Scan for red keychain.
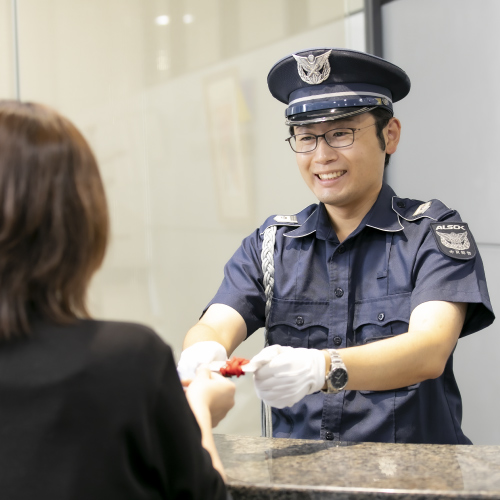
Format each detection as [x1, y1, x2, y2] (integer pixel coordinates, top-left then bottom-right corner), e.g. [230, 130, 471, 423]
[219, 357, 250, 378]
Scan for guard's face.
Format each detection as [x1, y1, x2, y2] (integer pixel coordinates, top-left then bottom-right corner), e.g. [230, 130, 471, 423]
[294, 113, 400, 216]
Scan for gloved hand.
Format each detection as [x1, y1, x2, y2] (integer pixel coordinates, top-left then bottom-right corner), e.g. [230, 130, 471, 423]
[177, 341, 227, 381]
[251, 345, 326, 409]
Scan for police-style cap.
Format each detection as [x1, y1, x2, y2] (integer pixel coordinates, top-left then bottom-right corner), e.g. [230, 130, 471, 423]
[267, 48, 411, 125]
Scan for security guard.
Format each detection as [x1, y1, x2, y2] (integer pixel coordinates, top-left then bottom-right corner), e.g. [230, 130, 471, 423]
[178, 48, 494, 444]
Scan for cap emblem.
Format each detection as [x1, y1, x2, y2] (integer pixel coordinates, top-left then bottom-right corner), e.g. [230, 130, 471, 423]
[293, 50, 332, 85]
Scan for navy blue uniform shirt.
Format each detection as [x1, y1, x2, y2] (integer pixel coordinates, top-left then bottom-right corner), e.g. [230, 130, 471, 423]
[205, 183, 494, 444]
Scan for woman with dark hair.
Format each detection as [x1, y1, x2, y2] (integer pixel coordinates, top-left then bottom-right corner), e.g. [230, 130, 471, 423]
[0, 100, 234, 500]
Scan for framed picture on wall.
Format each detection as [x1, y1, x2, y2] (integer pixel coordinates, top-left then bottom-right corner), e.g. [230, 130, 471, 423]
[204, 70, 253, 223]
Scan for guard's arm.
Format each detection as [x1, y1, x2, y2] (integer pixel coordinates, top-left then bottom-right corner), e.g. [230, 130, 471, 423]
[183, 303, 247, 356]
[340, 300, 467, 391]
[252, 300, 467, 408]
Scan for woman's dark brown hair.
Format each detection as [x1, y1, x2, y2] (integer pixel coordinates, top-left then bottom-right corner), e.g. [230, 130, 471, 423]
[0, 100, 109, 339]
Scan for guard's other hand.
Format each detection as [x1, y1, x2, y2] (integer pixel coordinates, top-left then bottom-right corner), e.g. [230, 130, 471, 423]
[177, 341, 227, 381]
[251, 345, 326, 409]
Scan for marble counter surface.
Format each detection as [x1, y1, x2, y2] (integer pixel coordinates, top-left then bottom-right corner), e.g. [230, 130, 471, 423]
[215, 434, 500, 500]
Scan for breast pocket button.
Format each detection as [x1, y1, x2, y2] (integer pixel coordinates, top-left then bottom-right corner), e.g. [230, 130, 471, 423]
[377, 313, 385, 321]
[295, 316, 304, 326]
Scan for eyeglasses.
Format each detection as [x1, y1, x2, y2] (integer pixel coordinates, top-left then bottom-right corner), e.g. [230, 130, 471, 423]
[285, 121, 379, 153]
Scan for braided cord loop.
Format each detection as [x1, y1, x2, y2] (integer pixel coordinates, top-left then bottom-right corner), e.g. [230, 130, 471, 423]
[260, 224, 277, 438]
[261, 225, 277, 337]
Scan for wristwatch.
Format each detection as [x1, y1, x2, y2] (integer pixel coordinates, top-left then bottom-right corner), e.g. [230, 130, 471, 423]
[322, 349, 348, 394]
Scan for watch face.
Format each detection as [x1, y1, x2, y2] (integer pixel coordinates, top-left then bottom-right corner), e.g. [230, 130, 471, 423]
[331, 368, 348, 389]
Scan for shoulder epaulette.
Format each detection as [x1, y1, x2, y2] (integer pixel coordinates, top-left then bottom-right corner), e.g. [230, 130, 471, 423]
[392, 197, 455, 222]
[259, 203, 317, 234]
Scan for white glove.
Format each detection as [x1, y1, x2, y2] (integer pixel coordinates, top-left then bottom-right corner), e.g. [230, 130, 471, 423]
[177, 341, 227, 380]
[251, 345, 326, 409]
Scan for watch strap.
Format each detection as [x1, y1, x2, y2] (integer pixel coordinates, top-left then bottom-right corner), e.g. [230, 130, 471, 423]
[322, 349, 348, 394]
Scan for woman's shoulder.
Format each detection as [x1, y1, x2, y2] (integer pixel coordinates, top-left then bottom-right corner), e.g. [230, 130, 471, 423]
[79, 318, 161, 338]
[32, 318, 174, 374]
[76, 318, 170, 353]
[66, 319, 176, 390]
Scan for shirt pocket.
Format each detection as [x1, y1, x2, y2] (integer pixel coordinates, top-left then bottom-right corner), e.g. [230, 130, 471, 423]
[353, 292, 411, 346]
[267, 297, 329, 349]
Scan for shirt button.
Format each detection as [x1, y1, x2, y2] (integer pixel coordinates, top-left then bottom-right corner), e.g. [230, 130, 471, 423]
[333, 336, 342, 346]
[337, 245, 345, 254]
[334, 287, 344, 298]
[325, 431, 334, 440]
[397, 201, 406, 208]
[378, 313, 385, 321]
[295, 316, 304, 326]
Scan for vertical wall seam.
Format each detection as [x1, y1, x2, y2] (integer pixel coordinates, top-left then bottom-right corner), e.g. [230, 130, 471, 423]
[11, 0, 20, 100]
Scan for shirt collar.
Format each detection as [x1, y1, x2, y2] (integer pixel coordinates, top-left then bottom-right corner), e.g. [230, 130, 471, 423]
[284, 204, 323, 239]
[364, 183, 404, 233]
[284, 183, 403, 241]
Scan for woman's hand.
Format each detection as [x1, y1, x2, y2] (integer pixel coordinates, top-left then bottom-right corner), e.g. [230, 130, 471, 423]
[185, 366, 235, 427]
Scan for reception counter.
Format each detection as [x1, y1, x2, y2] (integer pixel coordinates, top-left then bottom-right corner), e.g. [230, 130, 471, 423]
[215, 434, 500, 500]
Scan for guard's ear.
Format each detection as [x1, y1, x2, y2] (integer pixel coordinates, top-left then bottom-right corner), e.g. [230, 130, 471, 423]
[385, 117, 401, 154]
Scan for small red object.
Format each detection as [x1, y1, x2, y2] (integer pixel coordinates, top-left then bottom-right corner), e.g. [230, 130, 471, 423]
[220, 357, 250, 378]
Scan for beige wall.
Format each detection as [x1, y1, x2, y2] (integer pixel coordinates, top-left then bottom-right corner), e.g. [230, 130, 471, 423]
[0, 0, 16, 98]
[7, 0, 364, 436]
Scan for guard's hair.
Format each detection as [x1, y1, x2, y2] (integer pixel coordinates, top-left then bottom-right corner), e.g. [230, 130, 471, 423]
[369, 107, 393, 168]
[0, 100, 109, 339]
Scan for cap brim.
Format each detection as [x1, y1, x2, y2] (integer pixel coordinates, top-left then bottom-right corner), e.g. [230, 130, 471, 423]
[286, 106, 378, 126]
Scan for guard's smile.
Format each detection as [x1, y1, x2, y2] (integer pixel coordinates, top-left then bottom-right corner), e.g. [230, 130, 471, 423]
[317, 171, 346, 180]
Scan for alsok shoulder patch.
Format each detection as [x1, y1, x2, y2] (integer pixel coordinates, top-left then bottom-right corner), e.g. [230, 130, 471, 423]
[430, 222, 477, 260]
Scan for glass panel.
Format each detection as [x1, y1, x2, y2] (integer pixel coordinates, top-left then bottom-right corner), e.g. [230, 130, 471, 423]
[382, 0, 500, 445]
[16, 0, 364, 436]
[308, 0, 354, 27]
[0, 0, 16, 99]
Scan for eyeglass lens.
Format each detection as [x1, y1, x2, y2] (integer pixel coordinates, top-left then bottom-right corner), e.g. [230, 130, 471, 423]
[290, 129, 355, 153]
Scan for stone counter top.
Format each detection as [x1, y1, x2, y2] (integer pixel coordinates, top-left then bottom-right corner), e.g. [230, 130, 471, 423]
[215, 434, 500, 500]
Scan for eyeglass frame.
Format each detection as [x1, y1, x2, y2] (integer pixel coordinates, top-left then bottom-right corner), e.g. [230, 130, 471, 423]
[285, 120, 382, 154]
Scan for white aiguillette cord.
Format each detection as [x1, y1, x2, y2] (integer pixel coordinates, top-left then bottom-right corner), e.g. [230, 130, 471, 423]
[209, 226, 276, 434]
[260, 225, 277, 438]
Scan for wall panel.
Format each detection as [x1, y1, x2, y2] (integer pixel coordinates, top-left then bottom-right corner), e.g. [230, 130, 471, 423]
[382, 0, 500, 444]
[15, 0, 365, 436]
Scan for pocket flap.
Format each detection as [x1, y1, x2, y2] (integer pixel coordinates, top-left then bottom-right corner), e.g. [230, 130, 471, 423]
[268, 298, 329, 331]
[353, 293, 411, 330]
[359, 382, 420, 395]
